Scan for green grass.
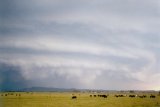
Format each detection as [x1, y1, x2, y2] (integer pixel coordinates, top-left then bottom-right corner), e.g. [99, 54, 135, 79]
[0, 92, 160, 107]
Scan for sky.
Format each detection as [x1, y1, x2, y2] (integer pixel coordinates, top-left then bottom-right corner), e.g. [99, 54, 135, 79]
[0, 0, 160, 90]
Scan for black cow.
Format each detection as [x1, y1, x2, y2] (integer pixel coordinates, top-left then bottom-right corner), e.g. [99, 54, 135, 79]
[143, 95, 147, 98]
[98, 94, 108, 98]
[115, 94, 126, 98]
[150, 95, 156, 98]
[129, 95, 135, 98]
[102, 95, 108, 98]
[72, 96, 77, 99]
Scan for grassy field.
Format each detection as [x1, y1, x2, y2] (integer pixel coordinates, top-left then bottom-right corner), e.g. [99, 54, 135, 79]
[0, 92, 160, 107]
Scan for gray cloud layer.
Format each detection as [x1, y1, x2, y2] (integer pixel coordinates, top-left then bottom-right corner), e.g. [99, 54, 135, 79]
[0, 0, 160, 90]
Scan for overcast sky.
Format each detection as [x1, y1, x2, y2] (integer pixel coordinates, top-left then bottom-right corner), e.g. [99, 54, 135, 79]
[0, 0, 160, 90]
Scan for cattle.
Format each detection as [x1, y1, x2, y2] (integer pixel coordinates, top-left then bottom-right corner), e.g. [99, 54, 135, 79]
[138, 95, 147, 98]
[129, 95, 135, 98]
[115, 95, 119, 97]
[72, 96, 77, 99]
[98, 94, 108, 98]
[94, 95, 96, 97]
[90, 95, 92, 97]
[150, 95, 156, 98]
[102, 95, 108, 98]
[143, 95, 147, 98]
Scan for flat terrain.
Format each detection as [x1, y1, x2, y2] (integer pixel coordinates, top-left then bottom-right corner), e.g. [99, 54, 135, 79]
[0, 92, 160, 107]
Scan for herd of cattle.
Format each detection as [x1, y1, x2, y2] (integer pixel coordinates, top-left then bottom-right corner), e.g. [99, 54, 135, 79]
[72, 94, 157, 99]
[0, 93, 157, 99]
[1, 93, 21, 97]
[90, 94, 108, 98]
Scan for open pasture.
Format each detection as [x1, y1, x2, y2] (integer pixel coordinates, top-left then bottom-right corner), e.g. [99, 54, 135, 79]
[0, 92, 160, 107]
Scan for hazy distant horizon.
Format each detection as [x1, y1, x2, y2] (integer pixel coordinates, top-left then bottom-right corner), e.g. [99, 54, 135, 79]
[1, 85, 160, 91]
[1, 0, 160, 91]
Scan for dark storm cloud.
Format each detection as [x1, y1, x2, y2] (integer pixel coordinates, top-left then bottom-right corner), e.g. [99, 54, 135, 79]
[0, 63, 31, 90]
